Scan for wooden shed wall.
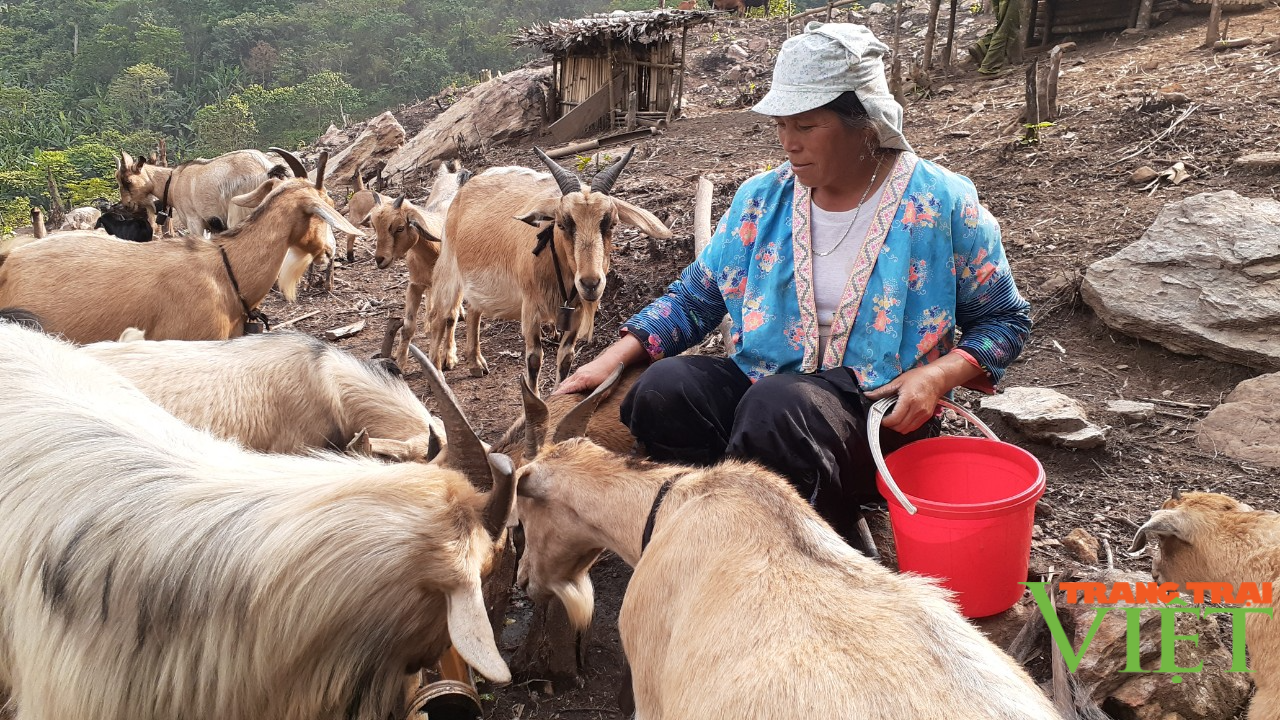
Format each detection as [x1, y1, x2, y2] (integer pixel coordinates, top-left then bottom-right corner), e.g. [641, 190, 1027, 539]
[554, 40, 677, 132]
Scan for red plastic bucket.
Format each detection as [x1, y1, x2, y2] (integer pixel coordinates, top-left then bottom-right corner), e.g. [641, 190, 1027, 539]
[869, 398, 1046, 619]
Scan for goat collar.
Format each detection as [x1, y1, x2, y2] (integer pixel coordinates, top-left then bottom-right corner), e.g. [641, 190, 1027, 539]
[640, 478, 676, 554]
[218, 245, 271, 333]
[533, 224, 578, 326]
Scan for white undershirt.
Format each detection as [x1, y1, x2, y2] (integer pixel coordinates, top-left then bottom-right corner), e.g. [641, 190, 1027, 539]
[812, 180, 888, 359]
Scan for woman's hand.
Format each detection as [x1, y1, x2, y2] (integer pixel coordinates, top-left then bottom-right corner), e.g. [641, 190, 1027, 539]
[865, 353, 987, 433]
[553, 334, 648, 395]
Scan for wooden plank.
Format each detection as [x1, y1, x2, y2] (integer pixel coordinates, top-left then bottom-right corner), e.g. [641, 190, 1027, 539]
[548, 72, 624, 143]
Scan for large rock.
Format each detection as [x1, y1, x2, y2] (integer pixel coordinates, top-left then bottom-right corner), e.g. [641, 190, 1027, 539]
[383, 67, 552, 190]
[1060, 569, 1252, 719]
[1081, 190, 1280, 370]
[324, 111, 405, 193]
[980, 387, 1108, 448]
[1198, 372, 1280, 467]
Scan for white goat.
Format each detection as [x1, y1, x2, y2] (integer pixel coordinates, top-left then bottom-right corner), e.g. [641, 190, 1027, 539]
[512, 369, 1062, 720]
[60, 206, 102, 231]
[1130, 490, 1280, 719]
[428, 147, 670, 391]
[0, 318, 514, 720]
[83, 329, 444, 460]
[369, 160, 470, 369]
[116, 149, 282, 235]
[0, 177, 359, 343]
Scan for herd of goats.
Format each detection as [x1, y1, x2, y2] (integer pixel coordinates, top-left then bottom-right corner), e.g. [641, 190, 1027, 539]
[0, 144, 1273, 720]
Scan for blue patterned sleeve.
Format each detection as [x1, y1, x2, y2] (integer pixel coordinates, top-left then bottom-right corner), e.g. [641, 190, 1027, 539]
[951, 192, 1032, 386]
[621, 213, 732, 361]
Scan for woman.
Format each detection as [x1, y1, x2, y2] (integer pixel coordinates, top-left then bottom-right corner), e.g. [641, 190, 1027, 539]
[556, 22, 1031, 550]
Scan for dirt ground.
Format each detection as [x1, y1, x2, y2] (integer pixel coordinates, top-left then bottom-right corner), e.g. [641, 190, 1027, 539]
[257, 6, 1280, 717]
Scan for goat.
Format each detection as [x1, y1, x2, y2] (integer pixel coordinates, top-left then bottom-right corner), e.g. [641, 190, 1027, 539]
[712, 0, 766, 13]
[0, 317, 515, 720]
[94, 201, 155, 242]
[60, 206, 102, 231]
[512, 366, 1062, 720]
[1130, 490, 1280, 719]
[370, 160, 471, 369]
[116, 148, 285, 235]
[0, 177, 360, 343]
[428, 147, 670, 391]
[343, 168, 381, 263]
[82, 329, 445, 460]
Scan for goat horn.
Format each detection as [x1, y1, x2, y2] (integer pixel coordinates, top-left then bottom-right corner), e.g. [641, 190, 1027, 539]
[408, 344, 492, 489]
[269, 147, 308, 180]
[314, 151, 329, 190]
[1171, 487, 1182, 501]
[373, 193, 383, 206]
[589, 145, 636, 194]
[520, 374, 549, 461]
[483, 452, 516, 540]
[533, 146, 582, 196]
[552, 363, 626, 444]
[393, 195, 406, 210]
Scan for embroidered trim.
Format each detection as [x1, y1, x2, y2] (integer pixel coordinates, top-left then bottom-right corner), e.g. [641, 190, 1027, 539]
[821, 152, 919, 372]
[790, 178, 820, 372]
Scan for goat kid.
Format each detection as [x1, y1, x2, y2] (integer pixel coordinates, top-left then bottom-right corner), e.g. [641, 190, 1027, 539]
[342, 168, 382, 263]
[429, 147, 670, 391]
[0, 318, 514, 720]
[369, 160, 471, 369]
[0, 178, 360, 343]
[83, 329, 444, 460]
[512, 367, 1062, 720]
[1130, 490, 1280, 719]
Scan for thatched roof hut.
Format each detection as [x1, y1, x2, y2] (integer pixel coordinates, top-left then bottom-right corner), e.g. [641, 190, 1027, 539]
[514, 9, 717, 142]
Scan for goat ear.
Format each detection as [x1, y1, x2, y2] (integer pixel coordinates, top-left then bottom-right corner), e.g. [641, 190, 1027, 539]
[612, 198, 673, 240]
[406, 206, 445, 242]
[520, 374, 549, 460]
[1128, 510, 1189, 556]
[372, 192, 383, 206]
[551, 363, 626, 443]
[311, 201, 364, 237]
[446, 578, 512, 684]
[514, 194, 559, 227]
[232, 180, 278, 208]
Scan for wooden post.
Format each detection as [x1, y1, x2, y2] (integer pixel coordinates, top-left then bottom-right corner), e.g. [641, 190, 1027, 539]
[923, 0, 943, 71]
[674, 26, 689, 117]
[1204, 0, 1223, 48]
[626, 91, 638, 131]
[1134, 0, 1154, 28]
[943, 0, 959, 69]
[31, 206, 46, 239]
[891, 0, 906, 107]
[1045, 44, 1063, 120]
[1023, 59, 1040, 138]
[693, 177, 731, 343]
[826, 0, 834, 22]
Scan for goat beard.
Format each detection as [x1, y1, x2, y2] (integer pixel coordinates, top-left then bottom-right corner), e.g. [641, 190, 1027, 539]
[553, 574, 595, 631]
[277, 247, 314, 302]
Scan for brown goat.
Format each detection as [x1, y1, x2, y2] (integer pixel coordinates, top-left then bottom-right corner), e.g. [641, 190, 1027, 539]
[369, 161, 470, 369]
[511, 368, 1062, 719]
[343, 169, 381, 263]
[0, 179, 360, 343]
[428, 147, 670, 391]
[1130, 490, 1280, 719]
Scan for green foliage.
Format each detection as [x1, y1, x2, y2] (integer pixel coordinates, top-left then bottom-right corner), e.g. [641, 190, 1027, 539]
[65, 177, 118, 206]
[193, 95, 258, 155]
[0, 196, 32, 236]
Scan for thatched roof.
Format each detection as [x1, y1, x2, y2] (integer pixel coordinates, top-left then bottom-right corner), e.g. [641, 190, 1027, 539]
[513, 9, 718, 54]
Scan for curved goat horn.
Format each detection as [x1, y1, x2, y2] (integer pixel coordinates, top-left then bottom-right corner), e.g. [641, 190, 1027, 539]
[552, 363, 626, 443]
[533, 146, 582, 196]
[408, 344, 491, 489]
[314, 151, 329, 191]
[269, 147, 308, 180]
[483, 452, 516, 540]
[520, 374, 549, 462]
[589, 145, 636, 194]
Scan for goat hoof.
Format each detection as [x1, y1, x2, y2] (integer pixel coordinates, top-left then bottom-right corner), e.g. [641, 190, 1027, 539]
[469, 365, 489, 378]
[346, 250, 355, 263]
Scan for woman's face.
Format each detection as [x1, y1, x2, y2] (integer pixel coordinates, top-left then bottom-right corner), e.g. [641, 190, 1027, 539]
[773, 109, 872, 190]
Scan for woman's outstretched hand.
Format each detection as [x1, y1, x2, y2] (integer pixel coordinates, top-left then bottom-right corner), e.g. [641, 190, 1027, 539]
[864, 353, 987, 433]
[553, 334, 648, 395]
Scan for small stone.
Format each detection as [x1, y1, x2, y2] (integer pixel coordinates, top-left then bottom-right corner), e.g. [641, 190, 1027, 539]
[1062, 527, 1100, 565]
[1161, 389, 1174, 398]
[867, 2, 887, 13]
[1115, 364, 1129, 370]
[726, 44, 749, 62]
[1129, 166, 1159, 184]
[1032, 524, 1045, 538]
[1107, 400, 1156, 423]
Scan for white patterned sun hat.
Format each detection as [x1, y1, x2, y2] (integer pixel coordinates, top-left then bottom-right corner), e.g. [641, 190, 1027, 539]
[752, 22, 912, 152]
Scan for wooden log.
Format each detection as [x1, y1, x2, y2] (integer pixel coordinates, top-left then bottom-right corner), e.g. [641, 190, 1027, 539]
[693, 176, 731, 344]
[1136, 0, 1155, 29]
[324, 318, 365, 342]
[626, 90, 638, 131]
[787, 0, 859, 21]
[44, 166, 65, 229]
[924, 0, 943, 71]
[1023, 58, 1040, 128]
[511, 597, 588, 687]
[1212, 37, 1252, 50]
[1204, 0, 1223, 48]
[1045, 44, 1063, 120]
[1233, 152, 1280, 169]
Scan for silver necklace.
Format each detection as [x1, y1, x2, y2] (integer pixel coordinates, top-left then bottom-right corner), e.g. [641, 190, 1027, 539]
[812, 158, 884, 258]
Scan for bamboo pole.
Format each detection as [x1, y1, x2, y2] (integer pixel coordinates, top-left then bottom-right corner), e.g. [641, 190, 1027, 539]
[674, 26, 688, 117]
[924, 0, 943, 71]
[1045, 44, 1062, 120]
[943, 0, 959, 68]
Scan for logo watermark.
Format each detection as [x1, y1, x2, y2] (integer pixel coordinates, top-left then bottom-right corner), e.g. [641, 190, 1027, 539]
[1023, 581, 1274, 683]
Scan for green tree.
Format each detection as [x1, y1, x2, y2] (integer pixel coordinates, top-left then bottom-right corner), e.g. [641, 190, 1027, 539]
[193, 95, 258, 154]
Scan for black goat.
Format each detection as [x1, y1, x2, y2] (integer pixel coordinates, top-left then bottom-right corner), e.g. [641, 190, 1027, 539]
[95, 203, 154, 242]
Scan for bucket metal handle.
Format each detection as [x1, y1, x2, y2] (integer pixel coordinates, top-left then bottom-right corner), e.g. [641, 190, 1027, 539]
[868, 396, 1001, 516]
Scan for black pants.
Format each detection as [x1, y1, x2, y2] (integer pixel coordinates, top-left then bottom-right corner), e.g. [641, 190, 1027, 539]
[620, 355, 938, 545]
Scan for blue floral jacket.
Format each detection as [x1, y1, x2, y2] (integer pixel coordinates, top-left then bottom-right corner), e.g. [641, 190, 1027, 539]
[622, 153, 1031, 391]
